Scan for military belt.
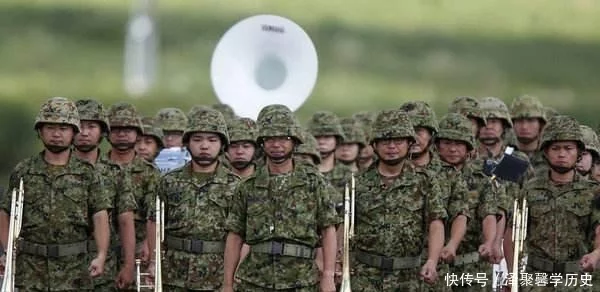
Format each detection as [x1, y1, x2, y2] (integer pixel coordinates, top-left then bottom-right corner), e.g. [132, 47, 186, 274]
[355, 250, 421, 271]
[529, 255, 579, 274]
[20, 240, 88, 258]
[451, 251, 481, 266]
[165, 236, 224, 254]
[87, 240, 136, 254]
[251, 241, 314, 259]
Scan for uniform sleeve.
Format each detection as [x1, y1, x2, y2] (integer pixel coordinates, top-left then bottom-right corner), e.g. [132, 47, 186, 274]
[477, 178, 499, 219]
[147, 174, 166, 222]
[316, 177, 343, 230]
[224, 183, 247, 238]
[448, 173, 470, 221]
[116, 170, 137, 215]
[591, 187, 600, 228]
[425, 178, 448, 222]
[89, 169, 112, 214]
[0, 171, 20, 214]
[142, 169, 160, 220]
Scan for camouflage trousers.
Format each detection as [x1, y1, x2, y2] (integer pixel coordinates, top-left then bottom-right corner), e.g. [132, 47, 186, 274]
[445, 260, 493, 292]
[234, 281, 317, 291]
[352, 261, 433, 292]
[15, 253, 93, 291]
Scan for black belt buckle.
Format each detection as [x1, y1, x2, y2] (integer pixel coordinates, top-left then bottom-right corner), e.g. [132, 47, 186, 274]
[380, 256, 394, 271]
[271, 242, 283, 255]
[46, 244, 60, 258]
[190, 240, 204, 253]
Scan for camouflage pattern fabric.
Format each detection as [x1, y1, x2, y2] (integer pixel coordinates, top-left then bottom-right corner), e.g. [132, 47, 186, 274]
[224, 162, 341, 290]
[210, 103, 237, 121]
[141, 116, 165, 148]
[294, 128, 321, 166]
[183, 106, 230, 145]
[351, 161, 447, 291]
[447, 96, 486, 125]
[399, 100, 439, 133]
[107, 102, 144, 132]
[580, 125, 600, 158]
[479, 97, 513, 128]
[352, 111, 376, 143]
[75, 98, 110, 134]
[0, 152, 111, 291]
[544, 106, 560, 119]
[34, 96, 81, 132]
[510, 94, 547, 124]
[321, 163, 353, 209]
[228, 117, 258, 144]
[369, 109, 416, 143]
[436, 113, 476, 151]
[540, 115, 585, 151]
[306, 111, 346, 141]
[256, 104, 304, 144]
[339, 117, 367, 148]
[155, 107, 188, 132]
[151, 162, 239, 290]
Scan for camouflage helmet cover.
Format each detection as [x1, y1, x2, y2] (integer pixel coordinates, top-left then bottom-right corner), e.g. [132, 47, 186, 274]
[210, 103, 236, 121]
[35, 96, 81, 133]
[256, 104, 303, 144]
[155, 107, 188, 132]
[228, 117, 258, 144]
[295, 128, 321, 165]
[183, 106, 229, 145]
[75, 99, 109, 134]
[306, 111, 346, 141]
[340, 117, 367, 148]
[545, 106, 559, 119]
[370, 109, 416, 143]
[539, 115, 584, 150]
[107, 102, 144, 133]
[141, 117, 164, 148]
[399, 101, 439, 133]
[510, 94, 547, 124]
[436, 113, 475, 151]
[352, 111, 376, 143]
[579, 125, 600, 158]
[479, 97, 513, 128]
[448, 96, 485, 124]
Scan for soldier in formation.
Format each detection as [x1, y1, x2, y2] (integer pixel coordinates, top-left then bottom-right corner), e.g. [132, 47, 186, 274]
[136, 117, 164, 163]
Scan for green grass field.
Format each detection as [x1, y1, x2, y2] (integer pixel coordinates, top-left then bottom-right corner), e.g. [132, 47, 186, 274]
[1, 0, 600, 184]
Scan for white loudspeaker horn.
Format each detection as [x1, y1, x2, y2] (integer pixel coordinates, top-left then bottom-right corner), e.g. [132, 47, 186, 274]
[210, 14, 318, 120]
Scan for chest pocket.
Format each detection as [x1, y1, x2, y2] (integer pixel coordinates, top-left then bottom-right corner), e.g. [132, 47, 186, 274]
[247, 189, 271, 240]
[529, 198, 552, 219]
[560, 192, 591, 218]
[55, 174, 89, 226]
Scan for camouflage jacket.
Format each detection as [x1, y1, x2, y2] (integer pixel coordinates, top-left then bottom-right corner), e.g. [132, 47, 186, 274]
[434, 161, 470, 224]
[322, 162, 353, 207]
[154, 161, 239, 290]
[225, 161, 341, 289]
[523, 172, 600, 262]
[353, 161, 447, 257]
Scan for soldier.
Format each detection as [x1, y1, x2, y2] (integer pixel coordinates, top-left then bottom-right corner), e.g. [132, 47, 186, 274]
[448, 96, 487, 139]
[505, 115, 600, 292]
[509, 94, 547, 169]
[576, 125, 600, 179]
[351, 109, 446, 291]
[211, 103, 237, 121]
[352, 111, 376, 171]
[154, 108, 191, 173]
[146, 106, 239, 291]
[399, 101, 442, 174]
[294, 129, 322, 167]
[136, 117, 164, 163]
[106, 102, 160, 286]
[544, 106, 559, 118]
[223, 104, 340, 292]
[335, 117, 367, 173]
[0, 97, 111, 291]
[435, 113, 499, 291]
[74, 99, 138, 290]
[226, 117, 258, 178]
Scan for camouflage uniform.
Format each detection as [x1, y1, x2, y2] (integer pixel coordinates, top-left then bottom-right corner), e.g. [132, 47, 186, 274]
[294, 128, 321, 167]
[225, 105, 341, 291]
[351, 109, 448, 291]
[399, 101, 443, 175]
[76, 99, 138, 292]
[0, 97, 112, 291]
[448, 96, 487, 151]
[226, 117, 259, 170]
[141, 116, 165, 149]
[436, 113, 499, 291]
[151, 108, 240, 291]
[580, 125, 600, 166]
[520, 116, 600, 292]
[339, 117, 367, 168]
[510, 94, 548, 170]
[155, 107, 188, 133]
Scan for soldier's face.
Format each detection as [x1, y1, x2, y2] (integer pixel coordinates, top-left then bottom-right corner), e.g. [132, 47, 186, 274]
[39, 123, 75, 153]
[336, 143, 359, 163]
[576, 150, 593, 174]
[591, 162, 600, 182]
[437, 139, 468, 166]
[409, 127, 432, 154]
[544, 141, 579, 170]
[468, 117, 481, 138]
[359, 144, 374, 160]
[136, 136, 160, 162]
[374, 138, 409, 162]
[513, 118, 542, 144]
[226, 141, 256, 169]
[263, 136, 294, 163]
[109, 127, 138, 151]
[316, 135, 337, 156]
[187, 132, 221, 166]
[74, 120, 102, 152]
[163, 130, 183, 148]
[479, 118, 503, 145]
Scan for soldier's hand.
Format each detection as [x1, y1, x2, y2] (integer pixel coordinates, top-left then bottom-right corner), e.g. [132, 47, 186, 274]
[491, 241, 504, 264]
[146, 261, 156, 283]
[89, 256, 106, 277]
[419, 259, 438, 284]
[478, 241, 494, 263]
[579, 250, 600, 272]
[116, 264, 135, 289]
[334, 261, 342, 284]
[319, 273, 336, 292]
[440, 244, 457, 263]
[140, 241, 150, 262]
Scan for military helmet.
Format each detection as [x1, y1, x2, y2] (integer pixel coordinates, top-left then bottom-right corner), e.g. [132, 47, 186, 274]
[34, 96, 81, 133]
[545, 106, 559, 119]
[141, 117, 164, 148]
[580, 125, 600, 158]
[436, 113, 475, 151]
[107, 102, 144, 133]
[183, 106, 229, 145]
[510, 95, 547, 124]
[306, 111, 346, 142]
[256, 104, 303, 144]
[295, 128, 321, 165]
[448, 96, 485, 125]
[210, 103, 236, 121]
[479, 97, 513, 128]
[370, 109, 415, 144]
[340, 117, 367, 148]
[352, 111, 376, 143]
[399, 101, 438, 133]
[228, 117, 258, 145]
[155, 108, 188, 132]
[539, 115, 584, 151]
[75, 99, 109, 134]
